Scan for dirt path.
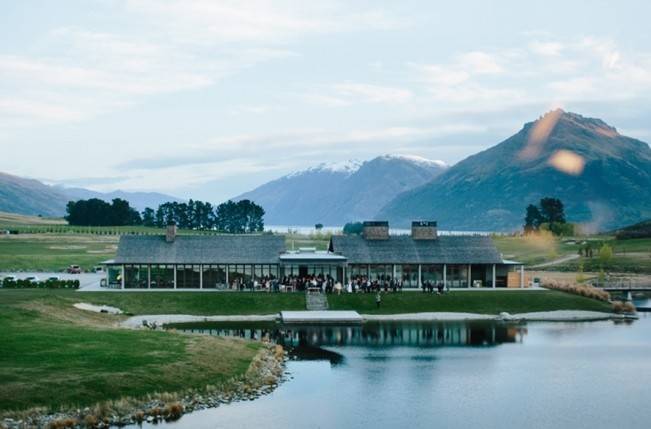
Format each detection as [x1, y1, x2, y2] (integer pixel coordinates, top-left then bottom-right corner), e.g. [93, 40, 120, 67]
[531, 254, 579, 268]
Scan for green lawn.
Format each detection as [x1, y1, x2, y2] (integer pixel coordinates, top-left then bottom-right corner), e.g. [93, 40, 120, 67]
[79, 291, 307, 315]
[0, 289, 261, 414]
[328, 290, 613, 314]
[0, 234, 118, 271]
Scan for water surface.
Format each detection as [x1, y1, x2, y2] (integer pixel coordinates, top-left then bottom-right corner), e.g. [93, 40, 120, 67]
[138, 317, 651, 429]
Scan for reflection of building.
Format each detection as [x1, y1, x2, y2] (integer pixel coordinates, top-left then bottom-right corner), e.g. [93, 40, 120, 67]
[103, 221, 525, 289]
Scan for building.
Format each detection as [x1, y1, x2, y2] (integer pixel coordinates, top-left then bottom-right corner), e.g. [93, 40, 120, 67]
[103, 221, 526, 289]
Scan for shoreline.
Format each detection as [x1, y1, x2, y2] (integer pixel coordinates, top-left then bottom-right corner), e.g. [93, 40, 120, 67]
[118, 310, 633, 328]
[2, 344, 286, 429]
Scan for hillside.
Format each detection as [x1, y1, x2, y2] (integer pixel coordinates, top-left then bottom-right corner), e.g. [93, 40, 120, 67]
[0, 172, 181, 216]
[234, 155, 447, 225]
[379, 110, 651, 231]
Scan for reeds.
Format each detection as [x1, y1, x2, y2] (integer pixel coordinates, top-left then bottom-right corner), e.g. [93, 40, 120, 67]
[543, 279, 611, 302]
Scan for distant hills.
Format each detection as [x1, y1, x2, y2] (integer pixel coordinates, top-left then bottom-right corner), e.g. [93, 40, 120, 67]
[234, 155, 448, 226]
[379, 110, 651, 231]
[3, 110, 650, 232]
[0, 172, 180, 217]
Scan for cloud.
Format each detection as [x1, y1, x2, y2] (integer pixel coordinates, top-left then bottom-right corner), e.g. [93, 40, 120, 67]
[125, 0, 403, 44]
[306, 83, 413, 106]
[1, 1, 397, 126]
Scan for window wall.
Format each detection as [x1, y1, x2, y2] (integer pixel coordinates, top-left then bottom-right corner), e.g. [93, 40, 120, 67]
[399, 264, 419, 288]
[107, 266, 122, 288]
[150, 265, 175, 289]
[369, 264, 393, 282]
[422, 265, 444, 283]
[124, 265, 148, 288]
[177, 265, 201, 288]
[203, 265, 227, 289]
[446, 264, 469, 288]
[349, 264, 368, 280]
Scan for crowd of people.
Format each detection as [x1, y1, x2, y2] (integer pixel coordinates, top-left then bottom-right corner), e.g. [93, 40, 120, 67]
[228, 273, 448, 295]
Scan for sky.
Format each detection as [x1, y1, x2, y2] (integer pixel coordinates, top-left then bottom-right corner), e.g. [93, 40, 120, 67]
[2, 0, 651, 202]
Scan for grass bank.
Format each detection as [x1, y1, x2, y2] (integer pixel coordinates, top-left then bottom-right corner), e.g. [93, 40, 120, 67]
[0, 289, 263, 414]
[328, 290, 613, 314]
[79, 291, 306, 315]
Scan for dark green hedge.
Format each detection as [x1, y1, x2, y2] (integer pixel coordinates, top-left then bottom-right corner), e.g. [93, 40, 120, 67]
[1, 279, 80, 289]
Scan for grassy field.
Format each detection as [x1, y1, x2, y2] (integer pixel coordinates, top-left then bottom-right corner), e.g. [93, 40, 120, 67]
[78, 291, 307, 315]
[0, 233, 118, 271]
[328, 290, 613, 314]
[0, 289, 261, 413]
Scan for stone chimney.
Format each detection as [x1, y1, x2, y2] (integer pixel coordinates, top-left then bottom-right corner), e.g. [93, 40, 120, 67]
[363, 221, 390, 240]
[166, 221, 177, 243]
[411, 221, 438, 240]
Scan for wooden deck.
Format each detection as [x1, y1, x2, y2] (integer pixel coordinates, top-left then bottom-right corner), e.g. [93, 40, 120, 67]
[280, 310, 363, 324]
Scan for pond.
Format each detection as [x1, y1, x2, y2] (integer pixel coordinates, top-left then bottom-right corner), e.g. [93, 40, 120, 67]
[135, 317, 651, 429]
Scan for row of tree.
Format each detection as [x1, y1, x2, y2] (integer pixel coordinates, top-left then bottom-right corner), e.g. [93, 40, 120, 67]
[524, 197, 573, 236]
[65, 198, 141, 226]
[66, 198, 265, 233]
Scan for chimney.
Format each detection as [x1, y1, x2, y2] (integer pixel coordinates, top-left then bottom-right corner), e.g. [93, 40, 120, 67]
[363, 221, 390, 240]
[166, 221, 177, 243]
[412, 221, 438, 240]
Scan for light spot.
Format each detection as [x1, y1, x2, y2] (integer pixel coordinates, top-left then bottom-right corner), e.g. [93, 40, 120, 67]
[519, 109, 563, 160]
[548, 150, 585, 175]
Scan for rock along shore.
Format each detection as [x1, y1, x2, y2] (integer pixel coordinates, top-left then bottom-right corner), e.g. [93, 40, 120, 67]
[1, 344, 286, 429]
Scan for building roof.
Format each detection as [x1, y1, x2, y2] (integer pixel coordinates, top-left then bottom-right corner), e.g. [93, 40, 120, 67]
[280, 250, 347, 263]
[329, 235, 503, 264]
[113, 234, 285, 265]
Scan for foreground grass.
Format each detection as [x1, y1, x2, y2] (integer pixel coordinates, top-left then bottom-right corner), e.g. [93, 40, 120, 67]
[328, 290, 613, 314]
[0, 289, 261, 413]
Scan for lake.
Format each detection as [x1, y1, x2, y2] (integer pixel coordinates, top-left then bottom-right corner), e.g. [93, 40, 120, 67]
[136, 317, 651, 429]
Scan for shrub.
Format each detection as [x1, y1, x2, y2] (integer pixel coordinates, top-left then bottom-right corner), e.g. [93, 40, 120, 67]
[164, 403, 184, 420]
[612, 301, 636, 314]
[1, 279, 80, 289]
[542, 279, 611, 302]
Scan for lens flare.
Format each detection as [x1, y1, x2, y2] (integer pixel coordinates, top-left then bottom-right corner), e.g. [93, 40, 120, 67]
[519, 109, 563, 160]
[548, 149, 585, 175]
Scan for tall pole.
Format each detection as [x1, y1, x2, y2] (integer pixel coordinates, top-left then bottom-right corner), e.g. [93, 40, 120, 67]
[199, 264, 203, 289]
[520, 265, 524, 288]
[467, 264, 472, 288]
[147, 265, 151, 289]
[443, 264, 447, 290]
[173, 265, 177, 289]
[121, 265, 125, 290]
[418, 264, 422, 288]
[492, 264, 496, 289]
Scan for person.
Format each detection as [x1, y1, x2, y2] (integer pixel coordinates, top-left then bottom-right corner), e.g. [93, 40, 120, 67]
[437, 282, 444, 295]
[335, 281, 342, 295]
[375, 291, 382, 309]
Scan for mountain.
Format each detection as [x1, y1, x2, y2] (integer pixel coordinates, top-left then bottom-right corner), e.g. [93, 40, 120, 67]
[0, 172, 68, 216]
[0, 172, 181, 217]
[57, 187, 182, 212]
[378, 110, 651, 232]
[234, 155, 448, 225]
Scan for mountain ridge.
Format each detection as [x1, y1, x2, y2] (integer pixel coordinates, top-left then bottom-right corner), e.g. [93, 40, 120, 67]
[378, 110, 651, 231]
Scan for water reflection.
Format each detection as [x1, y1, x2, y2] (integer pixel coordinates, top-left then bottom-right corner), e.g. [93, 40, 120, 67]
[172, 321, 527, 364]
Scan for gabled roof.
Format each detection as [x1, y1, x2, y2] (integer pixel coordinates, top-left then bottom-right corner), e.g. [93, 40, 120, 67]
[113, 234, 285, 264]
[329, 235, 503, 264]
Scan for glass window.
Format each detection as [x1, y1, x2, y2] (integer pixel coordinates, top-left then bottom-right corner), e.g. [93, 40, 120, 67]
[150, 265, 174, 289]
[177, 264, 200, 288]
[124, 265, 148, 289]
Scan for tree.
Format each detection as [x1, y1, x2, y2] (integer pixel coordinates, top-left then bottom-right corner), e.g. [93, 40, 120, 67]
[524, 204, 542, 233]
[65, 198, 140, 226]
[343, 222, 364, 235]
[142, 207, 156, 227]
[214, 200, 265, 233]
[539, 197, 566, 224]
[523, 197, 567, 235]
[315, 223, 324, 231]
[599, 243, 613, 265]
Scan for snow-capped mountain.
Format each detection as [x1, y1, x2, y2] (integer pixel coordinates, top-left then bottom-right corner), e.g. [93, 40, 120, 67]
[233, 154, 448, 225]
